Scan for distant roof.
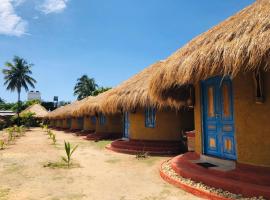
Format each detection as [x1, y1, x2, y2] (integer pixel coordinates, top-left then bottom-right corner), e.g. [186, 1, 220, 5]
[0, 110, 16, 117]
[21, 104, 48, 118]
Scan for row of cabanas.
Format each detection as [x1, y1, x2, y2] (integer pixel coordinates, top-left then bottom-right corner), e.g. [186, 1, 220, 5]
[47, 0, 270, 167]
[47, 0, 270, 198]
[46, 61, 194, 154]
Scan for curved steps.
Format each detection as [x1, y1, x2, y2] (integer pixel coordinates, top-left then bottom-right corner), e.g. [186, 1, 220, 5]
[107, 139, 185, 155]
[84, 132, 122, 141]
[170, 153, 270, 198]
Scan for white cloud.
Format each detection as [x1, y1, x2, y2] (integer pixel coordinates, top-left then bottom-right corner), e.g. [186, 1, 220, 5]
[0, 0, 28, 36]
[39, 0, 68, 14]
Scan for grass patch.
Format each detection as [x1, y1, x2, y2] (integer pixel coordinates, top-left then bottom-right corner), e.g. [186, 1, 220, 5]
[136, 156, 160, 166]
[105, 158, 121, 164]
[92, 140, 112, 150]
[0, 188, 10, 200]
[43, 161, 80, 169]
[4, 163, 22, 173]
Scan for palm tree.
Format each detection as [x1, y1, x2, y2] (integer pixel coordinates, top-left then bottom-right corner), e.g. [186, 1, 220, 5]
[74, 75, 98, 100]
[92, 86, 111, 96]
[2, 56, 36, 115]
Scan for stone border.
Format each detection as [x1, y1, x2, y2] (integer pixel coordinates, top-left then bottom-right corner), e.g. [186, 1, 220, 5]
[159, 160, 265, 200]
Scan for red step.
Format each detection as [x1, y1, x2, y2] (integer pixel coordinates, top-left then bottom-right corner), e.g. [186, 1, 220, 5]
[170, 153, 270, 198]
[107, 139, 185, 155]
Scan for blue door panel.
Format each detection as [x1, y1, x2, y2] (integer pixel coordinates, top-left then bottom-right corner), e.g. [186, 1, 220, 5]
[123, 112, 129, 138]
[202, 76, 236, 160]
[77, 117, 84, 129]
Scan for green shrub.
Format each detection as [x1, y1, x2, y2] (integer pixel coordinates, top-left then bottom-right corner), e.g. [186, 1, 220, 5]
[11, 112, 39, 128]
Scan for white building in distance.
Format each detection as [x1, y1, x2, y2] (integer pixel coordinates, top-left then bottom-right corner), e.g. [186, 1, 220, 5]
[28, 91, 41, 101]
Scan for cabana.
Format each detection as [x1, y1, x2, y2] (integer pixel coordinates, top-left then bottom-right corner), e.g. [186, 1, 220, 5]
[21, 104, 48, 119]
[72, 96, 96, 133]
[47, 106, 66, 129]
[56, 101, 83, 131]
[76, 91, 123, 140]
[149, 0, 270, 198]
[100, 61, 194, 155]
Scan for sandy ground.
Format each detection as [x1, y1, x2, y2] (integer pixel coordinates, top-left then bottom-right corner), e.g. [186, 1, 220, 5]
[0, 128, 200, 200]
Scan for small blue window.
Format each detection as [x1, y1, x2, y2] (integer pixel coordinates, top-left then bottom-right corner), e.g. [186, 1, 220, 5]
[90, 116, 96, 125]
[99, 114, 106, 125]
[145, 107, 156, 128]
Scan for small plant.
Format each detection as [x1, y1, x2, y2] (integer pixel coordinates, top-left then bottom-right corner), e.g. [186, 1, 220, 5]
[19, 125, 26, 136]
[47, 130, 53, 138]
[61, 141, 78, 168]
[0, 139, 5, 150]
[6, 127, 15, 143]
[13, 125, 20, 137]
[52, 133, 56, 145]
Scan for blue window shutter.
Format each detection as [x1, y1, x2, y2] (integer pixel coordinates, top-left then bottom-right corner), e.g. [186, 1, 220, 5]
[91, 116, 96, 124]
[145, 107, 156, 128]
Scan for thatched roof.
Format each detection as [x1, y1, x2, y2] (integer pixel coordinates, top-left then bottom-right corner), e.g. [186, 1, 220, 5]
[149, 0, 270, 102]
[21, 104, 48, 118]
[76, 91, 112, 116]
[72, 96, 95, 117]
[98, 61, 164, 114]
[46, 102, 77, 119]
[88, 61, 187, 114]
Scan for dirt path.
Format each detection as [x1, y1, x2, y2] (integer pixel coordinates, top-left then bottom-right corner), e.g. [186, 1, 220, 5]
[0, 128, 200, 200]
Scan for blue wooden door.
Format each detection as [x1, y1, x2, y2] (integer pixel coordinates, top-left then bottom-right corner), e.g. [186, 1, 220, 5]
[202, 76, 236, 160]
[67, 118, 72, 129]
[123, 112, 129, 138]
[77, 117, 84, 130]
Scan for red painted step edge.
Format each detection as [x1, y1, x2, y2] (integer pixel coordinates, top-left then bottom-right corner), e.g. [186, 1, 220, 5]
[159, 160, 232, 200]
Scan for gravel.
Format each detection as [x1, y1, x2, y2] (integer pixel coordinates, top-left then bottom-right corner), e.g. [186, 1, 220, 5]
[161, 161, 266, 200]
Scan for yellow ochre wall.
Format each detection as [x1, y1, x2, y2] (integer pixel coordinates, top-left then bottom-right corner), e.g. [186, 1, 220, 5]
[83, 116, 96, 131]
[49, 120, 55, 127]
[129, 107, 194, 141]
[95, 114, 122, 134]
[194, 72, 270, 167]
[71, 118, 79, 130]
[62, 119, 67, 129]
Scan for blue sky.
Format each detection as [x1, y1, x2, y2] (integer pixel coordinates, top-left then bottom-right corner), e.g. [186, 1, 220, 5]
[0, 0, 255, 103]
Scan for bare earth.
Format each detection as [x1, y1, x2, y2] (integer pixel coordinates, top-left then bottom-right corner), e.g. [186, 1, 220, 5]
[0, 128, 200, 200]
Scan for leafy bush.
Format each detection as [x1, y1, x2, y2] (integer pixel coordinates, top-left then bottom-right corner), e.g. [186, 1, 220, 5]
[11, 112, 39, 128]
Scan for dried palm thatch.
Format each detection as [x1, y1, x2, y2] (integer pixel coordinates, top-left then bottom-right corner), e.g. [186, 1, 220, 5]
[72, 96, 95, 117]
[95, 61, 189, 114]
[76, 91, 112, 116]
[149, 0, 270, 102]
[57, 101, 82, 119]
[21, 104, 48, 118]
[46, 105, 66, 119]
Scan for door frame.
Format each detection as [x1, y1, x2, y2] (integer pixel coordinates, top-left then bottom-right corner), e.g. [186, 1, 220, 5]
[200, 76, 237, 160]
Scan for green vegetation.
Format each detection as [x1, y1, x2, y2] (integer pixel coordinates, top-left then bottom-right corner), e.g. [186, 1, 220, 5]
[73, 75, 111, 100]
[62, 141, 78, 168]
[92, 140, 112, 150]
[0, 188, 10, 200]
[52, 133, 57, 145]
[74, 75, 98, 100]
[0, 139, 5, 150]
[2, 56, 36, 115]
[92, 86, 111, 96]
[0, 125, 27, 150]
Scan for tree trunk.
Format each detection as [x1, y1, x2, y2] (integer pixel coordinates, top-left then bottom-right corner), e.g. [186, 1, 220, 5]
[17, 89, 21, 118]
